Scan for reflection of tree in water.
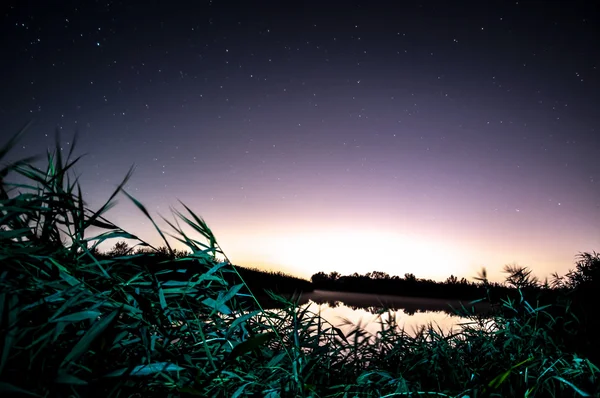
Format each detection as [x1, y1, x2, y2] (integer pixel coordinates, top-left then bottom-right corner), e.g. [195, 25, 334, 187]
[308, 297, 462, 316]
[312, 299, 342, 308]
[346, 304, 460, 316]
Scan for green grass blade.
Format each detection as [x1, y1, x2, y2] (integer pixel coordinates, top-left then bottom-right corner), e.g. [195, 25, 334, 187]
[121, 188, 173, 255]
[61, 308, 120, 367]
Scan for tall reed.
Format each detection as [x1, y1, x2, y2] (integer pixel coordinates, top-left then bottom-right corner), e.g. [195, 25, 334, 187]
[0, 126, 597, 397]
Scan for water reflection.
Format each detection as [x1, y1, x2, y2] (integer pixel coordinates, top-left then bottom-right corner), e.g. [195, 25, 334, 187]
[295, 290, 489, 337]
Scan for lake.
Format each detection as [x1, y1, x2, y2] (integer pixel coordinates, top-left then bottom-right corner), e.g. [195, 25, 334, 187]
[290, 290, 490, 337]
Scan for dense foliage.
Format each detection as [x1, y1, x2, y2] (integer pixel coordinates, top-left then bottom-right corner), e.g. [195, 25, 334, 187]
[1, 127, 598, 397]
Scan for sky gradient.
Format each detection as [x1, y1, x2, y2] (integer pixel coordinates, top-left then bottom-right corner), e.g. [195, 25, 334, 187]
[1, 1, 598, 282]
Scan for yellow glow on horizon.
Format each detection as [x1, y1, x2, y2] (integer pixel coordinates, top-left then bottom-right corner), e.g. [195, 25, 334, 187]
[99, 204, 591, 284]
[255, 229, 470, 280]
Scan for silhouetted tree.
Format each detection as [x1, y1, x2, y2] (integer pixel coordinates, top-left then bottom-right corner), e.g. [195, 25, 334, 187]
[367, 271, 390, 280]
[135, 246, 156, 255]
[311, 272, 329, 285]
[108, 241, 131, 257]
[404, 273, 416, 281]
[328, 271, 341, 281]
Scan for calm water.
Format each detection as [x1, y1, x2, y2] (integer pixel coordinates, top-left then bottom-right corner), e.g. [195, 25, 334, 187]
[292, 290, 489, 337]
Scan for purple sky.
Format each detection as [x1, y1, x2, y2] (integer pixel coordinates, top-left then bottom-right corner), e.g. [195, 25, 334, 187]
[1, 0, 598, 282]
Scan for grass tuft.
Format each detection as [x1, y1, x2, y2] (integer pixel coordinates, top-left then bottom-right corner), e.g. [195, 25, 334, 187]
[0, 127, 598, 397]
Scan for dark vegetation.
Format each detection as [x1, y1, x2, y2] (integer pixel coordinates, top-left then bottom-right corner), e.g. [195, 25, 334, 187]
[96, 241, 313, 305]
[1, 126, 599, 397]
[310, 260, 600, 366]
[312, 269, 518, 301]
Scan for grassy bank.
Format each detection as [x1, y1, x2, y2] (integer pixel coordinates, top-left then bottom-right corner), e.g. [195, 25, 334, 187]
[1, 127, 598, 397]
[97, 243, 314, 306]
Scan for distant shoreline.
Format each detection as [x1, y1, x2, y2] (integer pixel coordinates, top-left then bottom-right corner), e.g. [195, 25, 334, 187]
[250, 289, 491, 315]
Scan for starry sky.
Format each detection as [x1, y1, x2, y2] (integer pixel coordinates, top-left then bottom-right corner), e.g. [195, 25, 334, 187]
[1, 0, 598, 282]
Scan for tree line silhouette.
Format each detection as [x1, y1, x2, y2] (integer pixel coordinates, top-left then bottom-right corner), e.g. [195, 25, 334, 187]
[311, 254, 600, 364]
[97, 241, 600, 363]
[309, 264, 550, 302]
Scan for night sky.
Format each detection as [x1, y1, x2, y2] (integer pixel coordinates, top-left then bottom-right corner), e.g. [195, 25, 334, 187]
[1, 1, 598, 282]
